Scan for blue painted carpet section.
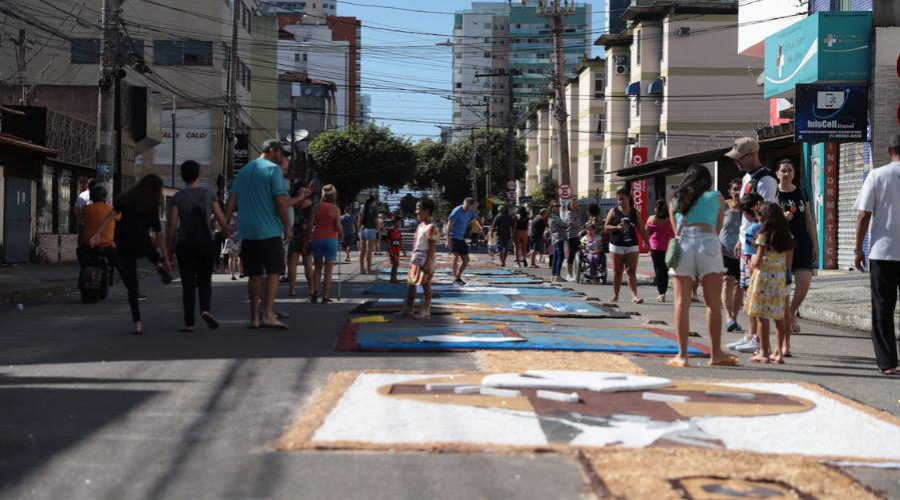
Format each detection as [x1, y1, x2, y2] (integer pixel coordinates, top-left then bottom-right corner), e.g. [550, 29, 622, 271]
[377, 267, 515, 276]
[363, 283, 581, 298]
[368, 297, 609, 313]
[353, 322, 702, 355]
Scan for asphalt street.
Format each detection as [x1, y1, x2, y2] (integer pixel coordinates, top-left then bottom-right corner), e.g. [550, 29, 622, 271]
[0, 254, 897, 499]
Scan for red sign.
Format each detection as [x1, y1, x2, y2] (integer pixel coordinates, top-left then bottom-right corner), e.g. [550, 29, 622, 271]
[631, 147, 648, 166]
[823, 142, 838, 270]
[557, 184, 572, 200]
[631, 179, 649, 253]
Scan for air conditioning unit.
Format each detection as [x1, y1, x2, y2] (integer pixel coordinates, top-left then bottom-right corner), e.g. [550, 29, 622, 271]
[677, 27, 691, 37]
[614, 65, 628, 75]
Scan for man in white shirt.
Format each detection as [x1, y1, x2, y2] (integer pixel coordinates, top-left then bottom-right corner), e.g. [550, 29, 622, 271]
[853, 134, 900, 375]
[73, 179, 97, 220]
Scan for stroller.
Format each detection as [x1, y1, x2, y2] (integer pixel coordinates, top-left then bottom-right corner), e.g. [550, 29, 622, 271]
[573, 236, 608, 285]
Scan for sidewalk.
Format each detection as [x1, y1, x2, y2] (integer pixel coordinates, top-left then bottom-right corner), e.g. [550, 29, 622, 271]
[631, 254, 891, 333]
[0, 261, 155, 305]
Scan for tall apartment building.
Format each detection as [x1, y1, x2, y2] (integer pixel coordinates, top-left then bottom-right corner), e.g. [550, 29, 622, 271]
[0, 0, 260, 190]
[451, 1, 591, 143]
[264, 0, 338, 18]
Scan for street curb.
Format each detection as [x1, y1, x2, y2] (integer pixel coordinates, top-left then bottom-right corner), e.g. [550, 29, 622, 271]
[798, 304, 873, 334]
[0, 268, 156, 306]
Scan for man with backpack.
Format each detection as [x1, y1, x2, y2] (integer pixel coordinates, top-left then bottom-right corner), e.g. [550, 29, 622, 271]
[167, 160, 231, 332]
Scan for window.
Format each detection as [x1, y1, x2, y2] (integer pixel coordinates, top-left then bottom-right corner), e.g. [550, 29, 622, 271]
[593, 154, 604, 182]
[155, 40, 213, 66]
[595, 115, 605, 135]
[455, 82, 462, 88]
[484, 23, 491, 29]
[294, 53, 301, 62]
[70, 38, 100, 64]
[58, 172, 72, 234]
[635, 29, 641, 65]
[484, 52, 491, 58]
[594, 77, 605, 98]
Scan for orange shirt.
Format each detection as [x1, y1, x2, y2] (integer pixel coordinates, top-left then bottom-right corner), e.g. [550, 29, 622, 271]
[81, 203, 116, 247]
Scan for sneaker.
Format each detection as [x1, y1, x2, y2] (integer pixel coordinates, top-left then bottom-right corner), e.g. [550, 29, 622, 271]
[734, 336, 760, 353]
[727, 334, 752, 350]
[453, 278, 466, 286]
[725, 320, 740, 332]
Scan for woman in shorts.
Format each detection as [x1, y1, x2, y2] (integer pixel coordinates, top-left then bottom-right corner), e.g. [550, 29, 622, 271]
[309, 185, 343, 303]
[604, 187, 648, 303]
[358, 195, 379, 274]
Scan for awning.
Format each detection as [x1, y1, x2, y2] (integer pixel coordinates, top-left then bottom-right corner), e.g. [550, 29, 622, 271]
[647, 79, 664, 95]
[625, 81, 641, 96]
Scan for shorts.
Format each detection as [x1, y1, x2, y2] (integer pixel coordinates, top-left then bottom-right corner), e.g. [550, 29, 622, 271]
[669, 227, 723, 280]
[360, 228, 377, 241]
[451, 238, 469, 256]
[496, 238, 510, 253]
[310, 238, 338, 262]
[241, 237, 285, 277]
[723, 255, 740, 279]
[609, 244, 639, 255]
[389, 252, 400, 265]
[740, 254, 753, 289]
[342, 233, 355, 249]
[288, 235, 309, 255]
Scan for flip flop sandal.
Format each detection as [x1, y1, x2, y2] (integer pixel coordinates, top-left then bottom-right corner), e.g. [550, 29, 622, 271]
[260, 322, 288, 330]
[201, 313, 219, 330]
[708, 356, 740, 367]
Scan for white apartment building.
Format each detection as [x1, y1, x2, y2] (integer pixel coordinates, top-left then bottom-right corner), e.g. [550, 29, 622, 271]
[264, 0, 337, 18]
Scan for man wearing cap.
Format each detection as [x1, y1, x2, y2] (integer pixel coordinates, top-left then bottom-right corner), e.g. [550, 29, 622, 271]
[725, 136, 778, 354]
[225, 139, 293, 329]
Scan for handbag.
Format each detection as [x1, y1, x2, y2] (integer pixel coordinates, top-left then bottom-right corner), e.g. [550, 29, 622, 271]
[665, 220, 684, 269]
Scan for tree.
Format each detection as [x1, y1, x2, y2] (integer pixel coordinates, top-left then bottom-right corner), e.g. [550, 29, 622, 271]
[308, 124, 416, 204]
[413, 129, 527, 207]
[399, 193, 418, 216]
[528, 175, 558, 209]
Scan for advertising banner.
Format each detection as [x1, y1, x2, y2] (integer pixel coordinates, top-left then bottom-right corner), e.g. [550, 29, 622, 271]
[631, 179, 649, 253]
[823, 143, 838, 270]
[795, 84, 868, 143]
[156, 109, 213, 165]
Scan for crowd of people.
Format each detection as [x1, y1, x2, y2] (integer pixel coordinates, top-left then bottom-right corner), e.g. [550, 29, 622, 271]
[72, 133, 900, 376]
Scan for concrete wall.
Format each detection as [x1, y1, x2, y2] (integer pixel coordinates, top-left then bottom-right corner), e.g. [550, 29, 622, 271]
[604, 44, 630, 197]
[575, 62, 606, 198]
[872, 27, 900, 168]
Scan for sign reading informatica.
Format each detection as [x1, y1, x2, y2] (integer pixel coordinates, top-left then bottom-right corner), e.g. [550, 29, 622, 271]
[795, 84, 868, 143]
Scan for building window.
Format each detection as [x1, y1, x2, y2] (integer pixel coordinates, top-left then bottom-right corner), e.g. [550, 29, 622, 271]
[484, 23, 491, 29]
[593, 154, 604, 182]
[595, 115, 604, 135]
[154, 40, 213, 66]
[294, 53, 301, 62]
[70, 38, 100, 64]
[38, 169, 53, 234]
[635, 29, 641, 65]
[594, 77, 605, 98]
[484, 52, 491, 58]
[58, 172, 73, 234]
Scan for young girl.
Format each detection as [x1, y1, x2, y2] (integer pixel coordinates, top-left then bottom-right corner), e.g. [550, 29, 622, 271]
[745, 202, 794, 364]
[579, 224, 602, 282]
[400, 199, 438, 320]
[388, 214, 403, 283]
[224, 212, 242, 280]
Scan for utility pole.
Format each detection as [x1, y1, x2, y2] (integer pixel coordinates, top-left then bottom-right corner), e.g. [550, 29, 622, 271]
[476, 68, 521, 205]
[97, 0, 123, 199]
[171, 96, 177, 187]
[290, 102, 297, 186]
[537, 0, 575, 192]
[485, 101, 491, 205]
[223, 0, 240, 181]
[12, 29, 27, 105]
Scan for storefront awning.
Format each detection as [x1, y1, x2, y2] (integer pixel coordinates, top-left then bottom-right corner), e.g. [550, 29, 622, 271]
[616, 146, 731, 182]
[625, 81, 641, 96]
[647, 79, 664, 95]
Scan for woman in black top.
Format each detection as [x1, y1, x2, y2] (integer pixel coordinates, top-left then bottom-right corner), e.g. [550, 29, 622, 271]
[776, 159, 819, 341]
[358, 196, 379, 274]
[604, 187, 649, 303]
[91, 174, 171, 335]
[513, 206, 530, 266]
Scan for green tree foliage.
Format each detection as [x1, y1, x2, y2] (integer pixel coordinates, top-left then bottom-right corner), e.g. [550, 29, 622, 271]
[528, 175, 558, 209]
[308, 124, 416, 203]
[413, 129, 527, 207]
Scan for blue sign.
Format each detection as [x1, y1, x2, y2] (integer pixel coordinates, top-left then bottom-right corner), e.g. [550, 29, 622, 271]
[795, 84, 868, 143]
[764, 12, 871, 98]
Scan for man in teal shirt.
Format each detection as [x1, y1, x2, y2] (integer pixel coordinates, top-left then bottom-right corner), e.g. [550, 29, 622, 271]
[446, 197, 478, 285]
[225, 139, 292, 329]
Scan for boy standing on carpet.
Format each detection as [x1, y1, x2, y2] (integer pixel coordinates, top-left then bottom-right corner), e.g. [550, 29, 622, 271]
[400, 199, 438, 319]
[388, 214, 403, 283]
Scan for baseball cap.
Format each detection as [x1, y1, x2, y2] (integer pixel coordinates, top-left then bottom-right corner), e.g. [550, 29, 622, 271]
[261, 139, 292, 157]
[724, 137, 760, 160]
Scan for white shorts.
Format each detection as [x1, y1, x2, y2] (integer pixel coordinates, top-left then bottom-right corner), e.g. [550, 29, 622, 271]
[609, 244, 639, 255]
[669, 227, 724, 280]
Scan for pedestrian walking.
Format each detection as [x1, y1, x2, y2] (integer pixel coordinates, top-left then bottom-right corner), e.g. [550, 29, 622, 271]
[529, 208, 548, 268]
[340, 206, 356, 263]
[513, 206, 530, 266]
[548, 201, 567, 282]
[166, 160, 230, 332]
[744, 202, 794, 364]
[400, 198, 438, 320]
[564, 204, 582, 281]
[667, 163, 737, 368]
[580, 223, 602, 281]
[491, 205, 513, 267]
[358, 196, 379, 274]
[853, 134, 900, 376]
[604, 187, 648, 303]
[224, 212, 242, 280]
[287, 181, 315, 297]
[224, 139, 292, 330]
[446, 197, 479, 285]
[388, 213, 403, 283]
[646, 199, 674, 303]
[776, 159, 818, 341]
[89, 174, 172, 335]
[309, 185, 343, 304]
[720, 179, 744, 332]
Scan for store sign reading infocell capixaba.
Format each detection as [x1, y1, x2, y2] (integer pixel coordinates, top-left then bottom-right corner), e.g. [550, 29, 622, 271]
[795, 84, 868, 143]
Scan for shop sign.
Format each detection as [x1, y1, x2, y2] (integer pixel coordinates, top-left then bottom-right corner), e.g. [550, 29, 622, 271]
[631, 147, 648, 166]
[631, 179, 649, 253]
[764, 12, 871, 98]
[795, 84, 868, 143]
[234, 134, 249, 169]
[156, 109, 213, 165]
[823, 143, 838, 270]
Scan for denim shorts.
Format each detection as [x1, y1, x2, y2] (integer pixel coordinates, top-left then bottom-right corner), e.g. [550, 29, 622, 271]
[310, 238, 338, 262]
[360, 228, 377, 241]
[669, 227, 723, 280]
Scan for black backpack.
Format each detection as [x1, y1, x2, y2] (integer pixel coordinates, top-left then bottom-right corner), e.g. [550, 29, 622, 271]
[746, 167, 776, 196]
[183, 189, 212, 248]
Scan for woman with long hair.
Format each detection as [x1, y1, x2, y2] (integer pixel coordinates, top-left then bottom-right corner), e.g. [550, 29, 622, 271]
[776, 159, 818, 347]
[667, 163, 738, 367]
[90, 174, 171, 335]
[309, 185, 343, 303]
[604, 187, 648, 303]
[646, 199, 675, 302]
[358, 195, 378, 274]
[513, 206, 530, 266]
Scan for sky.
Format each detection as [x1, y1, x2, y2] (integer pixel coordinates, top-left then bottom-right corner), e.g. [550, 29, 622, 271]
[338, 0, 607, 142]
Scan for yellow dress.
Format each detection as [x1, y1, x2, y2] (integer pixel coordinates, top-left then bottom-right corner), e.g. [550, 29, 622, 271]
[744, 238, 789, 321]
